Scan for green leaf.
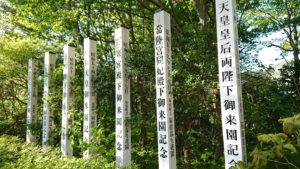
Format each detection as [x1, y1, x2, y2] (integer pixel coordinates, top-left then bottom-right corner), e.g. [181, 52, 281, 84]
[283, 143, 296, 153]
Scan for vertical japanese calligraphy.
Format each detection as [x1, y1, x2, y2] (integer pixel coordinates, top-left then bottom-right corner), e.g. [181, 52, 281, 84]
[115, 26, 131, 167]
[215, 0, 247, 168]
[154, 10, 176, 169]
[61, 44, 75, 157]
[26, 58, 38, 143]
[42, 52, 56, 148]
[83, 38, 97, 158]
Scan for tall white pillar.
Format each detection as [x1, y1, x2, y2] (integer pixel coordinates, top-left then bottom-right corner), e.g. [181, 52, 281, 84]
[215, 0, 247, 168]
[83, 38, 98, 158]
[61, 44, 75, 157]
[42, 52, 56, 148]
[154, 10, 176, 169]
[26, 58, 38, 143]
[115, 26, 131, 167]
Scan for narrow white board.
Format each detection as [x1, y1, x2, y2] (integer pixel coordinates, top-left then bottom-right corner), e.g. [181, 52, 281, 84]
[215, 0, 247, 168]
[115, 26, 131, 167]
[42, 52, 56, 148]
[83, 38, 98, 158]
[26, 58, 38, 143]
[154, 10, 176, 169]
[61, 44, 75, 157]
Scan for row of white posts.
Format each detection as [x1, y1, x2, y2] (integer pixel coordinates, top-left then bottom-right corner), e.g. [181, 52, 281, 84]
[26, 2, 246, 168]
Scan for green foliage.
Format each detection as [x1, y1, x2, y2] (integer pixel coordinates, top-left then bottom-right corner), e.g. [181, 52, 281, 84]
[242, 71, 297, 143]
[0, 135, 139, 169]
[0, 35, 49, 138]
[238, 114, 300, 169]
[0, 0, 299, 168]
[279, 114, 300, 134]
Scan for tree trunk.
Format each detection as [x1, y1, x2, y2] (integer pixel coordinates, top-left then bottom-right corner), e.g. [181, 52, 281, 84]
[182, 115, 191, 169]
[138, 100, 147, 147]
[137, 76, 147, 147]
[66, 0, 83, 46]
[86, 2, 91, 38]
[193, 0, 208, 28]
[292, 25, 299, 94]
[183, 138, 191, 169]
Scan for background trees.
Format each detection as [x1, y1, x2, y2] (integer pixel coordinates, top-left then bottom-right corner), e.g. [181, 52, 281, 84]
[0, 0, 299, 168]
[240, 0, 299, 92]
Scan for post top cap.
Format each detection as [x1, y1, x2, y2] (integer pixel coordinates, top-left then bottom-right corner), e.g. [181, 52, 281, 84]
[155, 8, 165, 14]
[48, 51, 56, 54]
[116, 25, 129, 29]
[86, 37, 97, 41]
[67, 43, 76, 47]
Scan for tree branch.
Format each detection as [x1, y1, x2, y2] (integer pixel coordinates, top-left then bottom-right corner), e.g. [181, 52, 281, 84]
[128, 1, 137, 44]
[66, 0, 83, 45]
[146, 0, 182, 34]
[283, 156, 300, 169]
[284, 0, 296, 49]
[193, 0, 207, 28]
[169, 0, 183, 29]
[238, 0, 249, 26]
[267, 159, 291, 166]
[258, 9, 294, 48]
[147, 0, 164, 9]
[268, 43, 294, 52]
[183, 0, 198, 33]
[137, 0, 155, 12]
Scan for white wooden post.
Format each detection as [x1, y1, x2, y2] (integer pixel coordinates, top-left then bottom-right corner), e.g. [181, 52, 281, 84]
[83, 38, 98, 158]
[154, 10, 176, 169]
[42, 52, 56, 148]
[61, 44, 75, 157]
[115, 26, 131, 167]
[26, 58, 38, 143]
[215, 0, 247, 168]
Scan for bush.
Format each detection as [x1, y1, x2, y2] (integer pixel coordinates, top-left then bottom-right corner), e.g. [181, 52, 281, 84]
[237, 114, 300, 169]
[0, 135, 137, 169]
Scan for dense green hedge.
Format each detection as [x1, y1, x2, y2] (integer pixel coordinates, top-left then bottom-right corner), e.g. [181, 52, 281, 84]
[0, 135, 136, 169]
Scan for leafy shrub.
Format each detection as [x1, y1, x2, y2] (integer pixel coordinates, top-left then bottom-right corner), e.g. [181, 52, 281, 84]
[0, 135, 137, 169]
[238, 114, 300, 169]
